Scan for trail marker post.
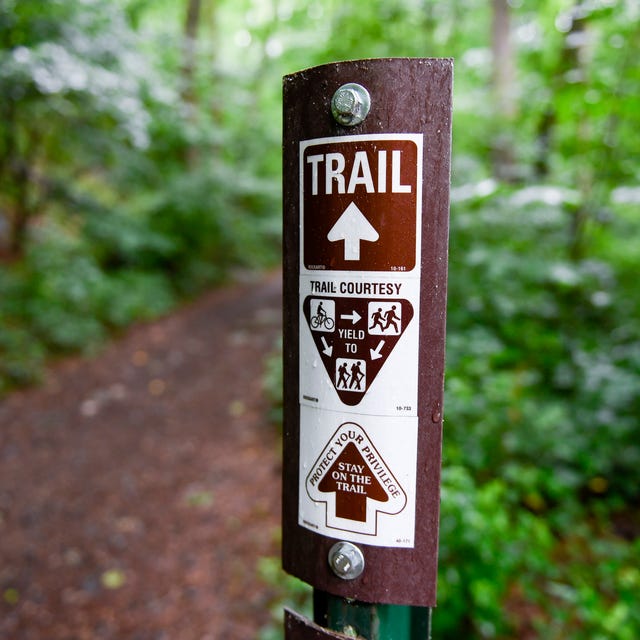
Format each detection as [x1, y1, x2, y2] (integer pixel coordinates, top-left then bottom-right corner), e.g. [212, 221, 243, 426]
[282, 59, 453, 639]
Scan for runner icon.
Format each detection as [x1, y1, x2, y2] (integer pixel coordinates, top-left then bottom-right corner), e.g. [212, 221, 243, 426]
[368, 301, 402, 335]
[369, 307, 385, 332]
[335, 358, 367, 392]
[384, 305, 400, 333]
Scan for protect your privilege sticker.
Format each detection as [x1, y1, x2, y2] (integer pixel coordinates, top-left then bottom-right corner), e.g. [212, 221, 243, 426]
[299, 409, 417, 548]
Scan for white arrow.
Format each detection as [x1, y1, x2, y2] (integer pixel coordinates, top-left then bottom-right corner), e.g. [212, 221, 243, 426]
[370, 340, 385, 360]
[340, 310, 362, 325]
[327, 202, 379, 261]
[320, 336, 333, 357]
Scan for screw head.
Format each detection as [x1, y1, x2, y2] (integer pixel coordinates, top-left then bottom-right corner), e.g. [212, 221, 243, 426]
[331, 83, 371, 127]
[328, 541, 365, 580]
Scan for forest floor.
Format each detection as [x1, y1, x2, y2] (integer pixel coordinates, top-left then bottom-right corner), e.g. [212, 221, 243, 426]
[0, 271, 284, 640]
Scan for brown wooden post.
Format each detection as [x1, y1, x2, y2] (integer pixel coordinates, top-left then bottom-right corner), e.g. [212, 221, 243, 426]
[282, 58, 453, 638]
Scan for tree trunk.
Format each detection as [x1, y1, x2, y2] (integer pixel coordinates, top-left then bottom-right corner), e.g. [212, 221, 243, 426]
[0, 99, 35, 260]
[182, 0, 201, 107]
[7, 161, 33, 259]
[534, 3, 587, 181]
[560, 9, 589, 260]
[181, 0, 202, 168]
[490, 0, 517, 182]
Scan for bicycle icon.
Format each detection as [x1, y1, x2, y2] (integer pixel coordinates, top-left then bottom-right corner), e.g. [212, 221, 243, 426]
[309, 299, 335, 333]
[311, 313, 335, 330]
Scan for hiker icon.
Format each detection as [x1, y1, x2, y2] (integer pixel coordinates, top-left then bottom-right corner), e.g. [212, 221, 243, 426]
[335, 358, 367, 392]
[368, 301, 402, 335]
[349, 361, 365, 390]
[337, 361, 350, 388]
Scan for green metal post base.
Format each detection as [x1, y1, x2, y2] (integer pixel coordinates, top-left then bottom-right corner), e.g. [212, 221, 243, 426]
[313, 590, 432, 640]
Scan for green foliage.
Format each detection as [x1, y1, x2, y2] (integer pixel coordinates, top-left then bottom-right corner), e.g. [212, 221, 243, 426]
[436, 466, 553, 638]
[0, 320, 46, 392]
[257, 555, 312, 640]
[438, 182, 640, 635]
[1, 0, 639, 636]
[0, 0, 155, 227]
[258, 0, 639, 634]
[0, 221, 177, 356]
[446, 186, 640, 501]
[263, 337, 283, 425]
[145, 164, 280, 294]
[0, 0, 282, 391]
[535, 529, 640, 640]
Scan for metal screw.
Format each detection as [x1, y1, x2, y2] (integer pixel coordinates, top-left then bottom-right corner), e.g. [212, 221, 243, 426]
[328, 541, 365, 580]
[331, 83, 371, 127]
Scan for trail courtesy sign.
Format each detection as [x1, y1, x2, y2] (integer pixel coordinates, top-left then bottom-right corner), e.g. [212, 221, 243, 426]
[282, 58, 452, 608]
[302, 295, 414, 407]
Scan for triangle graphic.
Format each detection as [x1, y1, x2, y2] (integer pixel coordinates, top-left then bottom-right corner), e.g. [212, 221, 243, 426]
[306, 422, 407, 534]
[303, 296, 413, 405]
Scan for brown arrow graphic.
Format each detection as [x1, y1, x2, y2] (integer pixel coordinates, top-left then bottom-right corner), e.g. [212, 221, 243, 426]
[305, 422, 408, 535]
[317, 442, 388, 522]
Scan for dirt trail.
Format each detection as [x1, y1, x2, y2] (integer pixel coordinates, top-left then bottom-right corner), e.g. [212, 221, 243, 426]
[0, 272, 283, 639]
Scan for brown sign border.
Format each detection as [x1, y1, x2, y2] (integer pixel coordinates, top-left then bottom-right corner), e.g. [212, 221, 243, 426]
[283, 58, 453, 607]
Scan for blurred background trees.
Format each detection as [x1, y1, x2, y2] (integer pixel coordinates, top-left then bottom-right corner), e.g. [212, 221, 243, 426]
[1, 0, 639, 637]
